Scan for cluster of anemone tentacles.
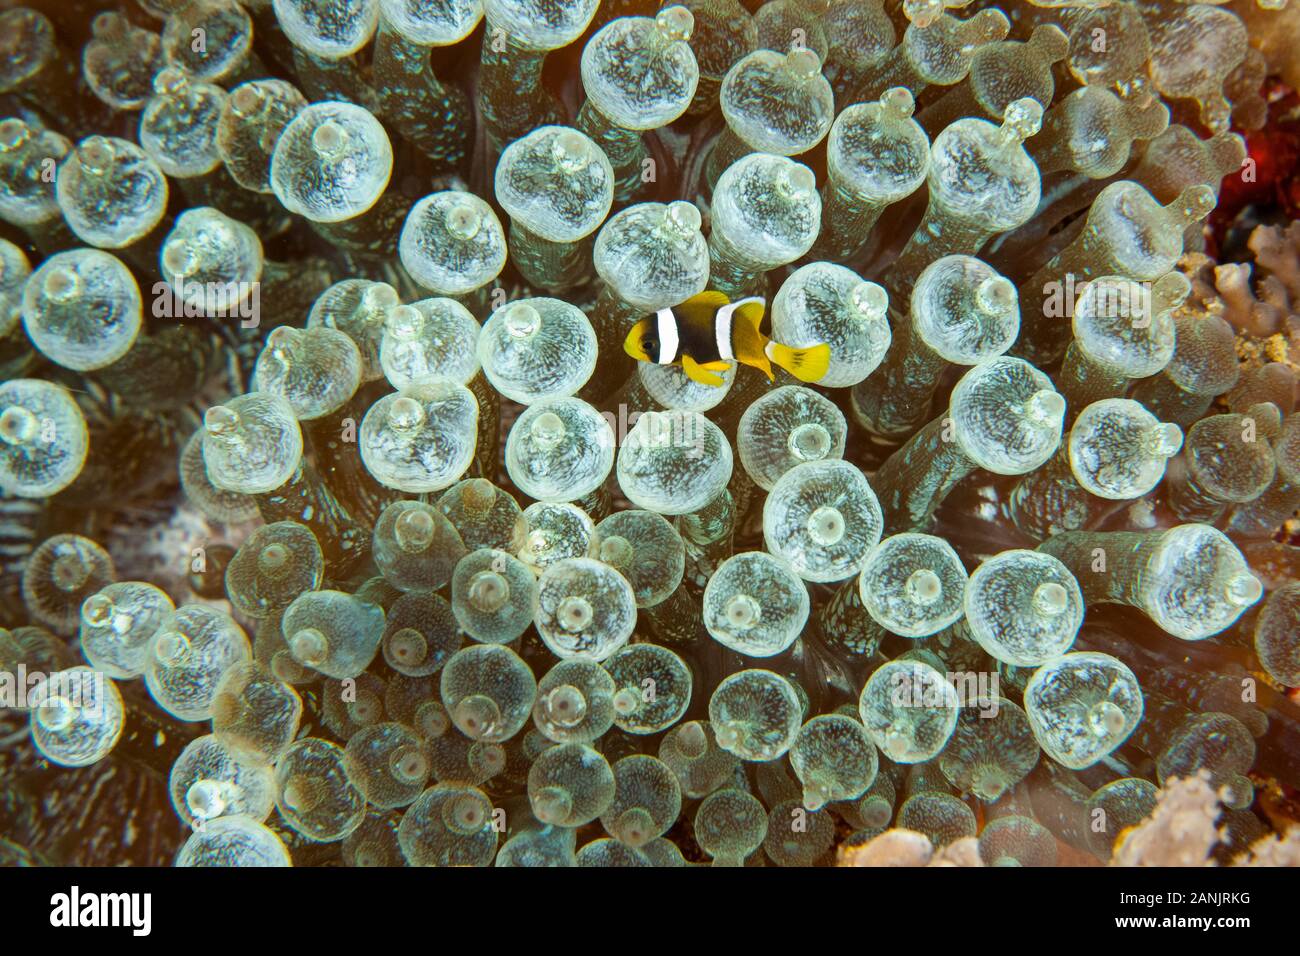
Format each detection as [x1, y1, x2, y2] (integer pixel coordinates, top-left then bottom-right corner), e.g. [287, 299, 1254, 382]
[1, 0, 1300, 867]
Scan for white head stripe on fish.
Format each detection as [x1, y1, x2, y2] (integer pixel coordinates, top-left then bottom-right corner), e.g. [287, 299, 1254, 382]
[656, 307, 679, 364]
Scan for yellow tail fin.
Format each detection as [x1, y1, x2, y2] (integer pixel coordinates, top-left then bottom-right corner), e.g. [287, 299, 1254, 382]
[767, 342, 831, 383]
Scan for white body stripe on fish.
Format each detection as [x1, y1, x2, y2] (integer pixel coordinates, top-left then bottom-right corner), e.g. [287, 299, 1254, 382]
[714, 297, 764, 361]
[715, 302, 735, 360]
[655, 307, 679, 364]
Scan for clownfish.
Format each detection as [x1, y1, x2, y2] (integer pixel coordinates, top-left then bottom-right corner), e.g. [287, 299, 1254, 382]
[623, 291, 831, 387]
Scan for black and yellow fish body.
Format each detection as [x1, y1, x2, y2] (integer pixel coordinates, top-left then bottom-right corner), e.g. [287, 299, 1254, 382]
[623, 291, 831, 388]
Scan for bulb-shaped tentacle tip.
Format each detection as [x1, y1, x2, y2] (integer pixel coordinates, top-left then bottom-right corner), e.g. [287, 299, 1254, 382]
[714, 721, 742, 752]
[1026, 389, 1067, 427]
[187, 779, 229, 820]
[655, 5, 693, 43]
[445, 792, 491, 833]
[203, 404, 241, 439]
[289, 628, 328, 667]
[394, 509, 436, 552]
[42, 265, 81, 303]
[1033, 582, 1070, 617]
[552, 130, 593, 172]
[257, 542, 291, 574]
[784, 48, 822, 82]
[281, 774, 323, 814]
[802, 781, 831, 813]
[389, 745, 430, 784]
[388, 628, 429, 667]
[557, 596, 594, 632]
[36, 696, 74, 732]
[1088, 700, 1127, 739]
[470, 742, 506, 777]
[531, 786, 574, 825]
[975, 276, 1017, 316]
[860, 796, 893, 829]
[777, 163, 817, 199]
[788, 423, 833, 463]
[970, 767, 1009, 803]
[0, 406, 38, 446]
[807, 505, 846, 546]
[1226, 572, 1264, 607]
[616, 807, 656, 847]
[544, 684, 588, 728]
[467, 570, 510, 613]
[386, 304, 423, 341]
[883, 726, 911, 761]
[387, 396, 426, 433]
[880, 86, 916, 119]
[724, 594, 761, 630]
[612, 687, 641, 717]
[348, 692, 382, 725]
[1145, 421, 1185, 458]
[454, 694, 502, 739]
[444, 201, 483, 240]
[676, 722, 708, 759]
[417, 702, 450, 740]
[155, 631, 194, 666]
[530, 411, 566, 446]
[311, 119, 350, 158]
[998, 98, 1044, 147]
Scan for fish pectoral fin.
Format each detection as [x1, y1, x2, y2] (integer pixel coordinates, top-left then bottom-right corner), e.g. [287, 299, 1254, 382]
[700, 360, 732, 372]
[681, 354, 727, 387]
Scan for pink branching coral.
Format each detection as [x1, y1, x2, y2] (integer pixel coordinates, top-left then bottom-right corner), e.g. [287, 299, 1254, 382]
[1200, 223, 1300, 343]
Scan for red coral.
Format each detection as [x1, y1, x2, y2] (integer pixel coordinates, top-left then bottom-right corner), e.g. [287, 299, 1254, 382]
[1214, 78, 1300, 241]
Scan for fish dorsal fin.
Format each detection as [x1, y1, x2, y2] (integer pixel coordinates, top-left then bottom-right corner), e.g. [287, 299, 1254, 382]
[681, 353, 727, 387]
[731, 298, 766, 349]
[674, 291, 730, 329]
